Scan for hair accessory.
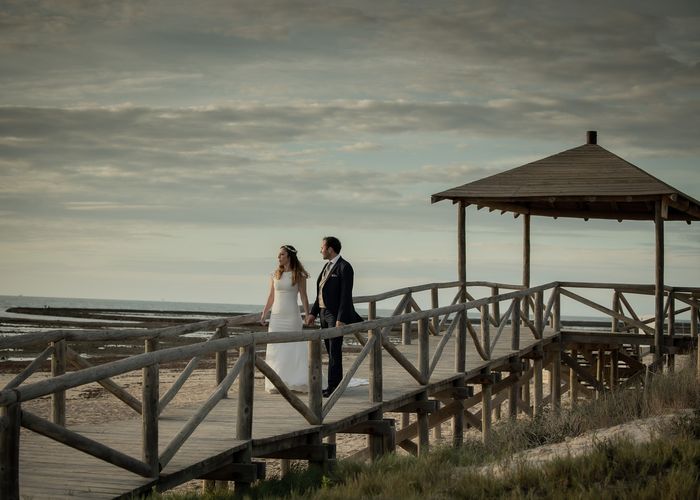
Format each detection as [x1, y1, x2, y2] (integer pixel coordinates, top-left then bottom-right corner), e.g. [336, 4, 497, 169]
[283, 245, 297, 254]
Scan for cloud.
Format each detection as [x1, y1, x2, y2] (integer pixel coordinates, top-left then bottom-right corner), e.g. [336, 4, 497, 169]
[338, 141, 382, 152]
[0, 1, 698, 301]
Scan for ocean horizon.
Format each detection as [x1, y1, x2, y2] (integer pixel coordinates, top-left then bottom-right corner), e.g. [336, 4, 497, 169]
[0, 294, 614, 323]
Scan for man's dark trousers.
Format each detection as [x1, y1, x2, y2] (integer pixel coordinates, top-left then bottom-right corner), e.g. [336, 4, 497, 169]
[320, 309, 343, 391]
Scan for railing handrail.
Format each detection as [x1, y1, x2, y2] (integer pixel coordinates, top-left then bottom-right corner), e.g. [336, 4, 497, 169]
[558, 281, 700, 294]
[0, 313, 259, 350]
[0, 283, 561, 406]
[353, 280, 524, 303]
[5, 280, 691, 350]
[5, 279, 698, 406]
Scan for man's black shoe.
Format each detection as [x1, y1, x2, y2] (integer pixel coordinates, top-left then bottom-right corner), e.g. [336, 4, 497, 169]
[322, 388, 332, 398]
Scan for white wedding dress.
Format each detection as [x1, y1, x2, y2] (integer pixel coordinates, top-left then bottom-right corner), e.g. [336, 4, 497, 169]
[264, 271, 368, 394]
[265, 272, 309, 393]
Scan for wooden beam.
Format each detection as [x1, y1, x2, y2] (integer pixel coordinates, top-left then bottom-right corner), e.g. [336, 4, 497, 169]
[523, 214, 531, 293]
[159, 354, 245, 469]
[654, 201, 664, 367]
[343, 420, 393, 436]
[198, 462, 266, 482]
[560, 352, 607, 393]
[142, 339, 159, 476]
[324, 335, 376, 418]
[65, 348, 143, 414]
[558, 288, 654, 334]
[457, 201, 467, 373]
[21, 410, 152, 477]
[3, 346, 54, 391]
[50, 339, 66, 427]
[394, 400, 439, 414]
[255, 355, 318, 425]
[0, 403, 20, 499]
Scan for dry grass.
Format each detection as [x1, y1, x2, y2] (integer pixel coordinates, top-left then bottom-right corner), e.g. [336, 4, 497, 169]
[158, 356, 700, 500]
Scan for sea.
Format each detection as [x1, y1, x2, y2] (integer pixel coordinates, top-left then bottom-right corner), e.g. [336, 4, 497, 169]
[0, 294, 619, 362]
[0, 294, 260, 316]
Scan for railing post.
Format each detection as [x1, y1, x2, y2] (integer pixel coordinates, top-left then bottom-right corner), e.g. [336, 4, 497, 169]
[596, 349, 606, 398]
[452, 378, 465, 448]
[610, 349, 619, 390]
[308, 337, 323, 424]
[508, 359, 519, 420]
[611, 291, 620, 333]
[570, 348, 578, 405]
[237, 343, 255, 439]
[535, 291, 543, 338]
[491, 287, 500, 325]
[369, 322, 384, 461]
[511, 298, 521, 351]
[533, 350, 544, 416]
[215, 326, 229, 396]
[0, 403, 20, 500]
[553, 286, 561, 332]
[667, 290, 675, 372]
[235, 342, 255, 495]
[51, 339, 66, 427]
[521, 359, 531, 414]
[417, 392, 430, 456]
[480, 305, 490, 358]
[143, 338, 159, 476]
[551, 346, 561, 414]
[402, 293, 412, 345]
[418, 318, 429, 380]
[431, 287, 439, 332]
[692, 297, 699, 381]
[369, 328, 383, 403]
[481, 368, 492, 444]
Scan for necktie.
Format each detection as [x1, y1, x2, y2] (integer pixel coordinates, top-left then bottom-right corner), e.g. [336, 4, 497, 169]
[322, 261, 332, 280]
[319, 261, 333, 309]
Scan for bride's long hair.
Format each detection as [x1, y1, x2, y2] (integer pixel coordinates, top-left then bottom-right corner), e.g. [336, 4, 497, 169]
[274, 245, 309, 286]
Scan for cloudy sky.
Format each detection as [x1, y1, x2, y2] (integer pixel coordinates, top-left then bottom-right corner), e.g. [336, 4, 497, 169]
[1, 0, 699, 310]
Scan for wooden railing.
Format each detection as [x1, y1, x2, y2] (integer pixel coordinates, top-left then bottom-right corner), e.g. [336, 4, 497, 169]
[1, 281, 698, 497]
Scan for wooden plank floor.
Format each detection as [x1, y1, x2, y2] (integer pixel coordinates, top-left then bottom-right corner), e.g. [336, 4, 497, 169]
[18, 325, 558, 498]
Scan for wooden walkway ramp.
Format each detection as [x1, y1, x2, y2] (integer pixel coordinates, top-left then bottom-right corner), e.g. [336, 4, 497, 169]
[16, 326, 558, 499]
[3, 281, 697, 499]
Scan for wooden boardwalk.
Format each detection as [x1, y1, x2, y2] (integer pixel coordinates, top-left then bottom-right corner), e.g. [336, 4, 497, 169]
[5, 280, 697, 499]
[17, 325, 558, 499]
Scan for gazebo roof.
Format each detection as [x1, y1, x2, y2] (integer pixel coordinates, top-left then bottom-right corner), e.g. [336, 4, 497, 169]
[431, 132, 700, 222]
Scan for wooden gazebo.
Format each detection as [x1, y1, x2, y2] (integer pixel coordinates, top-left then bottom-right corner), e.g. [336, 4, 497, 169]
[431, 131, 700, 366]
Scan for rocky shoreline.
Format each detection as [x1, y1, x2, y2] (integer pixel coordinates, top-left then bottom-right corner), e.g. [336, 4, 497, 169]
[0, 306, 267, 373]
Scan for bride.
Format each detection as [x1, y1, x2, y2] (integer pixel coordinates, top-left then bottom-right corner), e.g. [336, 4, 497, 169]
[260, 244, 311, 393]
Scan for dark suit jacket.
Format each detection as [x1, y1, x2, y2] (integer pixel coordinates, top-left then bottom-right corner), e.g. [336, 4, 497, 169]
[310, 256, 363, 324]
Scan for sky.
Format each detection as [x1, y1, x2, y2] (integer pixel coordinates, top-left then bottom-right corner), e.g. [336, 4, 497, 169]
[0, 0, 699, 313]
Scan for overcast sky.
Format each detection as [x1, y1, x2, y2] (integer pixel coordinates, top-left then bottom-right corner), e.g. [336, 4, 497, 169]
[1, 0, 698, 311]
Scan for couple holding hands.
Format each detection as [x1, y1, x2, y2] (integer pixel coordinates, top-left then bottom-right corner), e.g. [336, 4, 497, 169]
[260, 236, 365, 397]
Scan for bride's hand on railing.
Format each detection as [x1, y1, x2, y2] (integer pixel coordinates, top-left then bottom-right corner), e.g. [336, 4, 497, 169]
[260, 313, 268, 326]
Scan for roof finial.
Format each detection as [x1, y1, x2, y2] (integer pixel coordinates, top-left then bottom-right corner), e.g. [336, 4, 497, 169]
[587, 130, 597, 145]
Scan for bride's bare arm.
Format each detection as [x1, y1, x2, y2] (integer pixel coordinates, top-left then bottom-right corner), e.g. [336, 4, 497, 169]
[298, 276, 310, 320]
[260, 277, 274, 325]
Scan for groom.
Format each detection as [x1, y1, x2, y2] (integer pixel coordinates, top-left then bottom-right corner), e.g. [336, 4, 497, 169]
[305, 236, 362, 397]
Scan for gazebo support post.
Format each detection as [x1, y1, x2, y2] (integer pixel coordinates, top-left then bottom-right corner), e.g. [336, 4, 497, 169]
[523, 214, 531, 320]
[453, 201, 467, 447]
[654, 201, 664, 369]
